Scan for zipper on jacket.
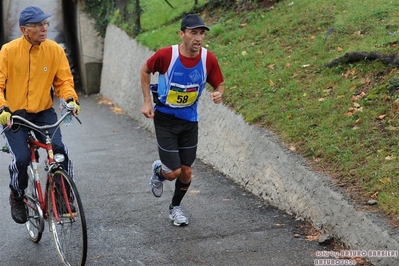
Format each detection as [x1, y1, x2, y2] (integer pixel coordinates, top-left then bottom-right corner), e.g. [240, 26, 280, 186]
[27, 45, 33, 111]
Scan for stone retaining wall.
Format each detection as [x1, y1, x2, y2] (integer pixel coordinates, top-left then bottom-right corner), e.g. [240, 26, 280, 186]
[100, 24, 399, 266]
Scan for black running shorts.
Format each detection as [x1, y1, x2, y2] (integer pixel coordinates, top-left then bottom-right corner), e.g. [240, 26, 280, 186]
[154, 110, 198, 171]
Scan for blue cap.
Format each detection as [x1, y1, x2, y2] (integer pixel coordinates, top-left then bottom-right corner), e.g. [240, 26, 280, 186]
[19, 6, 52, 26]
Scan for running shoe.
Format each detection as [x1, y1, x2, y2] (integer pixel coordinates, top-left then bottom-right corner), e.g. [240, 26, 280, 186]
[150, 160, 163, 197]
[169, 206, 189, 226]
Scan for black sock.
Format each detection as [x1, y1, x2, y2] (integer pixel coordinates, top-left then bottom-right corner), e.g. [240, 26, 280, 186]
[171, 178, 191, 207]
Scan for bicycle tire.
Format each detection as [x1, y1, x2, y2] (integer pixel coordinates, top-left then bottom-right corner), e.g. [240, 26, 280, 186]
[47, 169, 87, 266]
[25, 164, 44, 243]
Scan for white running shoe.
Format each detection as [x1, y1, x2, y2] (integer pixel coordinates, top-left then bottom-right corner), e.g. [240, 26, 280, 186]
[150, 160, 163, 197]
[169, 206, 189, 226]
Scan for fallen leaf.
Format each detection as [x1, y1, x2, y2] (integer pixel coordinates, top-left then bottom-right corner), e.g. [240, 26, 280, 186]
[385, 155, 396, 161]
[379, 178, 391, 184]
[371, 191, 379, 199]
[352, 92, 366, 101]
[377, 114, 387, 120]
[99, 99, 113, 105]
[344, 112, 353, 117]
[111, 106, 125, 114]
[292, 70, 302, 77]
[306, 232, 321, 242]
[241, 51, 248, 56]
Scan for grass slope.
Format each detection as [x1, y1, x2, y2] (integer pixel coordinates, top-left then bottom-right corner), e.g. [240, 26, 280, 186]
[134, 0, 399, 221]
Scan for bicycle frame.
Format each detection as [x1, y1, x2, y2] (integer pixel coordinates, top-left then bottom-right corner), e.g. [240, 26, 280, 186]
[27, 132, 75, 223]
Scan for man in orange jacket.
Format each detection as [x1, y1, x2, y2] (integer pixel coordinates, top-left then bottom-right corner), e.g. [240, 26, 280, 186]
[0, 6, 80, 224]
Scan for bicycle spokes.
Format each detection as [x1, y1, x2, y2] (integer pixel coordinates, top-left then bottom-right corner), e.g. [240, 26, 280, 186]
[25, 165, 45, 243]
[48, 170, 87, 266]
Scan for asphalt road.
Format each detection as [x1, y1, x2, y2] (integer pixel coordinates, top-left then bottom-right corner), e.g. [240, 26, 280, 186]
[0, 94, 334, 265]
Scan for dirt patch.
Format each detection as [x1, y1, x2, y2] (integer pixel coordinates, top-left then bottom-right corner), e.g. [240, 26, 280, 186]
[201, 0, 279, 24]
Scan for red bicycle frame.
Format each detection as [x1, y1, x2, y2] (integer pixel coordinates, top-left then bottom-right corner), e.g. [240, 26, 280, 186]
[27, 135, 74, 222]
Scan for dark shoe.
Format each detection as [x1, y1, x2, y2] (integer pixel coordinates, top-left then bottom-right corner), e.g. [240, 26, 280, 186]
[9, 192, 27, 224]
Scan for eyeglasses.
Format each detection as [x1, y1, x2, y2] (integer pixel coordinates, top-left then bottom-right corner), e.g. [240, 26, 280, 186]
[25, 21, 50, 29]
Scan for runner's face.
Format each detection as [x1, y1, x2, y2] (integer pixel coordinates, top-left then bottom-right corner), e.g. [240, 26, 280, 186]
[181, 28, 206, 54]
[21, 20, 49, 45]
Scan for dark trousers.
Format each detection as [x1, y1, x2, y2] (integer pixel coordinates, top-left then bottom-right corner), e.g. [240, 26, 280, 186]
[2, 108, 72, 197]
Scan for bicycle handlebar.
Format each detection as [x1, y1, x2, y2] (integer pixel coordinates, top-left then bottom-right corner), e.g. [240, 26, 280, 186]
[0, 103, 81, 135]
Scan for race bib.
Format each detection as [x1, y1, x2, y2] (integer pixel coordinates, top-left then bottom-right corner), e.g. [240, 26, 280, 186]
[165, 83, 199, 108]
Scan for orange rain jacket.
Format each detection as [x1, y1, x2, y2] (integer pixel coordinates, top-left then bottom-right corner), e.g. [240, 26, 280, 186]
[0, 36, 78, 113]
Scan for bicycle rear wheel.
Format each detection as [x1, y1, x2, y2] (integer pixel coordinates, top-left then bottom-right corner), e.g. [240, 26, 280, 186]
[25, 164, 44, 243]
[47, 169, 87, 266]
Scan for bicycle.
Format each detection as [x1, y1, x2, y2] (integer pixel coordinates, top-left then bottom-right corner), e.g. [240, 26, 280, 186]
[1, 103, 87, 266]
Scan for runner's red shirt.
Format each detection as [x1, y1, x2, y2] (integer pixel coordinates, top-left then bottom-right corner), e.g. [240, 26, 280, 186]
[146, 45, 224, 89]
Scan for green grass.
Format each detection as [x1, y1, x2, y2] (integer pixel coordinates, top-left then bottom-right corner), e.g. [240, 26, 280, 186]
[131, 0, 399, 218]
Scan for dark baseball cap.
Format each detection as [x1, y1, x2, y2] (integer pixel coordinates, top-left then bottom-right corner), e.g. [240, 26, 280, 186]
[181, 14, 210, 31]
[19, 6, 52, 26]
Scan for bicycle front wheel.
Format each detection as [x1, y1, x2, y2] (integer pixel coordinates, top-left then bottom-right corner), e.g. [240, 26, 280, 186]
[47, 169, 87, 266]
[25, 164, 44, 243]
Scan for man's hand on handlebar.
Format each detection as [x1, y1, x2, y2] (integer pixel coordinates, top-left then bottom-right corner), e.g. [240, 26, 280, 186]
[0, 107, 12, 126]
[66, 99, 81, 115]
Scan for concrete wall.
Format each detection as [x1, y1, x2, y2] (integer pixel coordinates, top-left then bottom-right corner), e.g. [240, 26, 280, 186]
[101, 24, 399, 266]
[76, 0, 103, 95]
[1, 1, 9, 45]
[1, 1, 7, 45]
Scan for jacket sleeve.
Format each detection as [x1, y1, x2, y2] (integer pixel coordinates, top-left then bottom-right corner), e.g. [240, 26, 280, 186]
[0, 46, 9, 108]
[53, 46, 78, 102]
